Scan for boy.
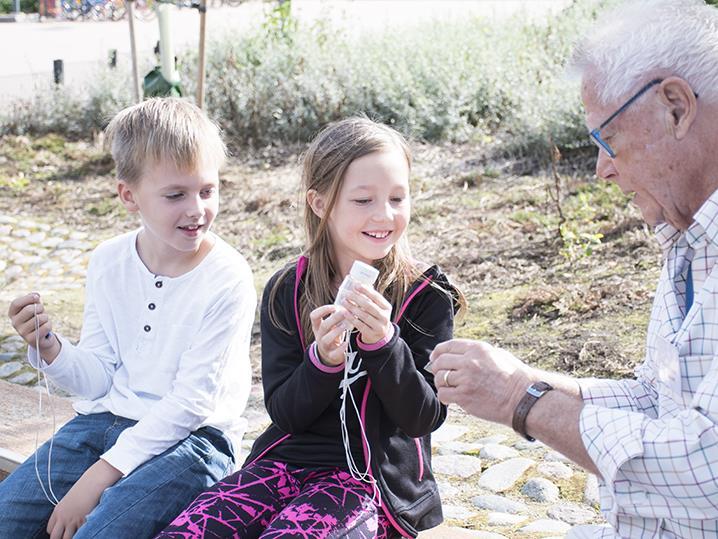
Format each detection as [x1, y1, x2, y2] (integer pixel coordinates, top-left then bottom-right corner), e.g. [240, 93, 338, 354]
[1, 98, 256, 538]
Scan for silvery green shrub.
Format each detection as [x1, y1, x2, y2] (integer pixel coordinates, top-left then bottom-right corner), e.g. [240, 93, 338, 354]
[2, 0, 619, 161]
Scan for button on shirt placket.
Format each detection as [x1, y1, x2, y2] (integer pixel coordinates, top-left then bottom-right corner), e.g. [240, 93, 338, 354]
[141, 278, 164, 344]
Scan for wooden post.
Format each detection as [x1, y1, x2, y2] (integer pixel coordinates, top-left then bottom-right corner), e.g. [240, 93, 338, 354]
[127, 0, 142, 102]
[196, 0, 207, 110]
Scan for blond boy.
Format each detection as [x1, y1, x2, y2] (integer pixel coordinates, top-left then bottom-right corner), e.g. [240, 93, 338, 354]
[1, 98, 255, 538]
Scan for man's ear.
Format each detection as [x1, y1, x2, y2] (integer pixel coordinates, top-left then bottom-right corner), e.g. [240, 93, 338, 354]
[117, 181, 139, 213]
[306, 189, 327, 219]
[659, 77, 698, 140]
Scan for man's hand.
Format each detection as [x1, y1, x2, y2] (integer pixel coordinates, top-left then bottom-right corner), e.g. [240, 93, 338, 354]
[8, 293, 61, 363]
[429, 338, 598, 473]
[429, 339, 534, 426]
[47, 459, 122, 539]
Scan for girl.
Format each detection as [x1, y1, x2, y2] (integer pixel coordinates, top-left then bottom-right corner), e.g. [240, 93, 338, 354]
[156, 117, 464, 539]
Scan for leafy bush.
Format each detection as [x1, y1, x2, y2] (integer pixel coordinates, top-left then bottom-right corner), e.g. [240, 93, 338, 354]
[0, 0, 37, 13]
[185, 0, 619, 157]
[0, 68, 133, 138]
[1, 0, 619, 161]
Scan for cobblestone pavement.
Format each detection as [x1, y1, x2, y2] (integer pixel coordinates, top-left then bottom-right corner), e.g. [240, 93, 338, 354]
[0, 215, 608, 538]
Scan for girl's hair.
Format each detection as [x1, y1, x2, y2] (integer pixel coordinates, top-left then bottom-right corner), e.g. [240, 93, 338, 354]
[105, 97, 227, 184]
[270, 116, 465, 344]
[569, 0, 718, 106]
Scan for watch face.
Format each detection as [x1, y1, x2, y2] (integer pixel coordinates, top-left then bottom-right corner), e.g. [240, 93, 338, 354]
[527, 381, 553, 398]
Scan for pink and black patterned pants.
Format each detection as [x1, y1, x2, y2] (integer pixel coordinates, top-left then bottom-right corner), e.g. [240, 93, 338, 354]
[154, 459, 397, 538]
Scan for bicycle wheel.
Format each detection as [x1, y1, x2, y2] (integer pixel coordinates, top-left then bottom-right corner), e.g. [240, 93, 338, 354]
[61, 0, 81, 20]
[88, 0, 110, 21]
[109, 0, 126, 20]
[134, 0, 156, 20]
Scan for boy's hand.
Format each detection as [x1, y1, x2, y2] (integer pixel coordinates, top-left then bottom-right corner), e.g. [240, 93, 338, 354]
[341, 283, 393, 345]
[8, 293, 61, 363]
[310, 305, 349, 366]
[47, 459, 122, 539]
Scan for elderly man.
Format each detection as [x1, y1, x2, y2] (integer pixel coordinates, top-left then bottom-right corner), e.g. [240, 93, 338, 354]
[430, 1, 718, 537]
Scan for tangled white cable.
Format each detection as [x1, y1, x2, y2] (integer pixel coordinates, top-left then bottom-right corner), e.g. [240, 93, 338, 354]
[33, 302, 60, 506]
[338, 336, 380, 506]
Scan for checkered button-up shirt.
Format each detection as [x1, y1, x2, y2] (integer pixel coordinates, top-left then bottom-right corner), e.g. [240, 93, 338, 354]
[577, 190, 718, 539]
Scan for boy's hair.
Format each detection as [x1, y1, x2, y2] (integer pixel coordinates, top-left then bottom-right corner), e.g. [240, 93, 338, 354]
[270, 116, 464, 343]
[105, 97, 227, 183]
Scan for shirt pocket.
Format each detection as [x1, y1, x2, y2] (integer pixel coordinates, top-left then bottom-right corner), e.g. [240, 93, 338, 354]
[685, 354, 718, 419]
[141, 323, 199, 391]
[681, 354, 714, 395]
[657, 354, 712, 411]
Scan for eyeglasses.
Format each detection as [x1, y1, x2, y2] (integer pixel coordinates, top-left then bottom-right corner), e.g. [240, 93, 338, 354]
[589, 78, 663, 159]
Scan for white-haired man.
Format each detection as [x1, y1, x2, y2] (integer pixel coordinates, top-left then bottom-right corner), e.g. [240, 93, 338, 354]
[429, 1, 718, 537]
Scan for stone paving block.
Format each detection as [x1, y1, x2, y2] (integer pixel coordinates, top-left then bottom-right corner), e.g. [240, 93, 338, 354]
[471, 494, 529, 514]
[443, 504, 477, 520]
[521, 477, 560, 503]
[584, 473, 600, 506]
[487, 511, 526, 526]
[477, 457, 534, 493]
[433, 454, 482, 478]
[547, 502, 597, 525]
[480, 443, 519, 461]
[432, 423, 469, 443]
[0, 362, 23, 379]
[419, 527, 507, 539]
[537, 461, 574, 480]
[519, 518, 571, 534]
[9, 372, 36, 385]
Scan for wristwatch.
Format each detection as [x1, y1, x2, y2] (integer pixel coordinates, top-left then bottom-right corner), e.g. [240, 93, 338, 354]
[511, 381, 554, 442]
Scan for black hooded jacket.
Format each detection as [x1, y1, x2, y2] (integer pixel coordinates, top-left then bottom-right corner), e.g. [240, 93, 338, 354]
[244, 257, 458, 537]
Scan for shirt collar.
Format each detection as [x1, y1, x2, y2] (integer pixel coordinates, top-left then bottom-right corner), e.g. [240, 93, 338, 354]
[654, 188, 718, 253]
[688, 188, 718, 249]
[655, 223, 681, 253]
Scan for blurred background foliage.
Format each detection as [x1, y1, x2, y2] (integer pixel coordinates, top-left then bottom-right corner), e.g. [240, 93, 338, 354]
[1, 0, 628, 163]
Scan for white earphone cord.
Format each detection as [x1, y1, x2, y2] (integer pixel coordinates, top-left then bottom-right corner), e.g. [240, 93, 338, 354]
[338, 333, 380, 506]
[33, 303, 59, 506]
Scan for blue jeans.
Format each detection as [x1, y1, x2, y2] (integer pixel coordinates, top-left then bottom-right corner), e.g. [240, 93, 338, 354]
[0, 411, 234, 539]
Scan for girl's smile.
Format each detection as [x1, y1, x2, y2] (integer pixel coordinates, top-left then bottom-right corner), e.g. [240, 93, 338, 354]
[362, 230, 393, 241]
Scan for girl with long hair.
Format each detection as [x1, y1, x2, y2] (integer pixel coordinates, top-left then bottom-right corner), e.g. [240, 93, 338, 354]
[156, 117, 465, 538]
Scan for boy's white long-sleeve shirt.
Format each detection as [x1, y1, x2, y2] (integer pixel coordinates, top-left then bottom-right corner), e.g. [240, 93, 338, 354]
[29, 229, 256, 476]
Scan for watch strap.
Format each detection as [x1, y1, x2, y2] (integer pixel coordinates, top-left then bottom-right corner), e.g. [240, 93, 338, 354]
[511, 381, 553, 442]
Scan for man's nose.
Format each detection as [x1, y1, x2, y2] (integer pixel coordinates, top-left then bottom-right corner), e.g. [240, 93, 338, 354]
[595, 150, 618, 181]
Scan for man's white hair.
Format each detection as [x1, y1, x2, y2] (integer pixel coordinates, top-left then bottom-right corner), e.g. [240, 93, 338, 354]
[570, 0, 718, 105]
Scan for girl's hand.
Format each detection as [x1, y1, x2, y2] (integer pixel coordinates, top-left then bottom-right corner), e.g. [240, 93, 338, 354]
[341, 283, 393, 345]
[310, 305, 349, 366]
[7, 293, 61, 363]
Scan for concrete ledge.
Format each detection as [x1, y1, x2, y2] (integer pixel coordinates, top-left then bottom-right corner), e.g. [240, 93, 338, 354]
[0, 381, 486, 534]
[418, 525, 490, 538]
[0, 446, 25, 471]
[0, 379, 75, 473]
[418, 525, 478, 538]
